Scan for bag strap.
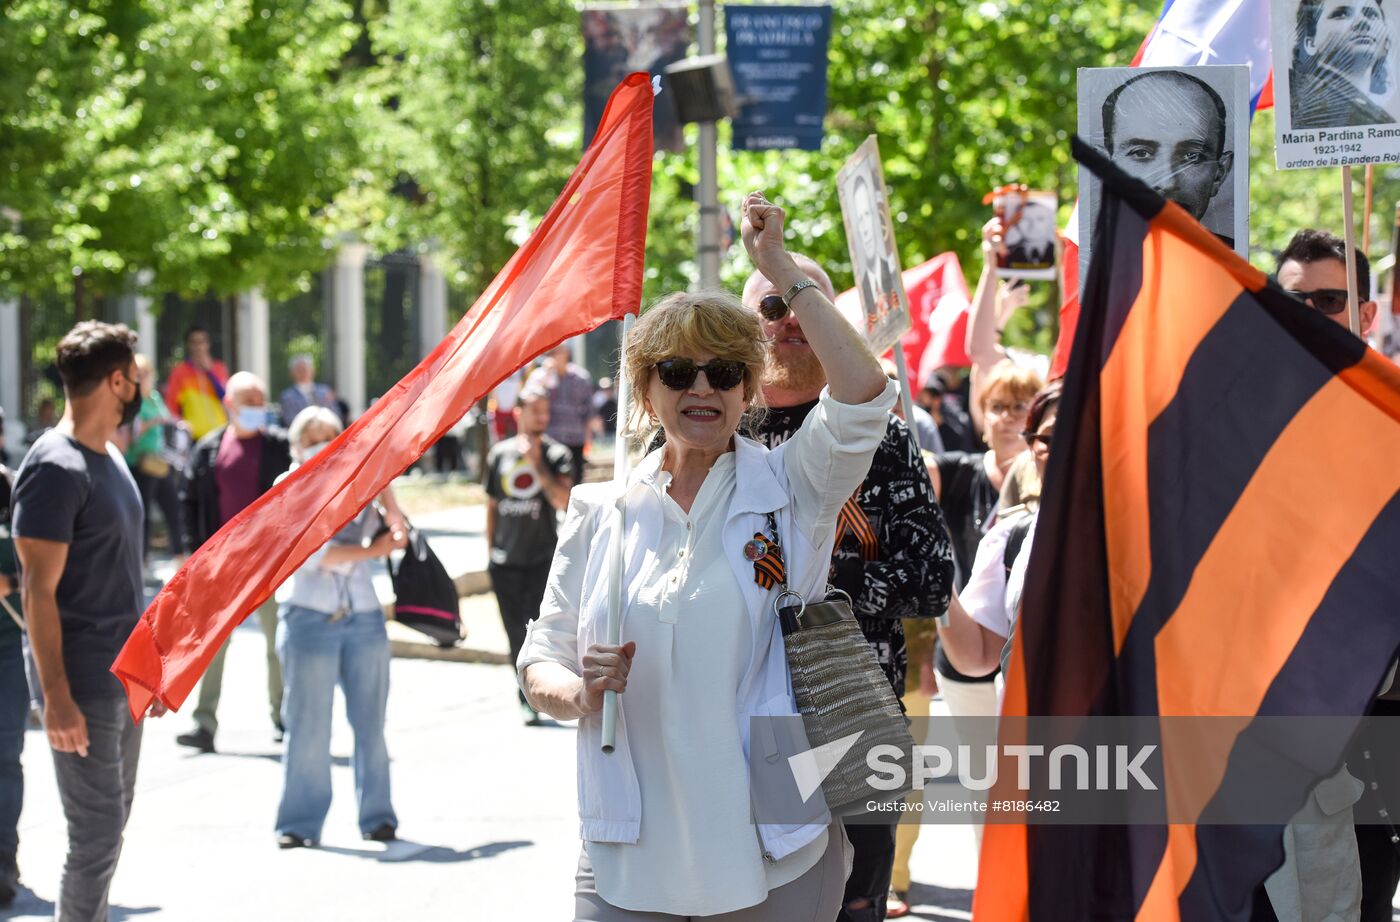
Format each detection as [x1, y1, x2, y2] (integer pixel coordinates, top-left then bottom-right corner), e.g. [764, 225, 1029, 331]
[1003, 515, 1034, 581]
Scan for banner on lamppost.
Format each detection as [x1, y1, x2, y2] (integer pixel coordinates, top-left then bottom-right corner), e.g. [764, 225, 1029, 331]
[583, 4, 690, 153]
[726, 4, 832, 151]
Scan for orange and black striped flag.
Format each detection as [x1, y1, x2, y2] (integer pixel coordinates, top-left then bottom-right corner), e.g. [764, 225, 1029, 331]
[975, 138, 1400, 921]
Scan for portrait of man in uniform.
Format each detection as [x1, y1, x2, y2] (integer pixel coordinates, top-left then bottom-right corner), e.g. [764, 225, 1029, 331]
[994, 187, 1058, 280]
[836, 136, 911, 357]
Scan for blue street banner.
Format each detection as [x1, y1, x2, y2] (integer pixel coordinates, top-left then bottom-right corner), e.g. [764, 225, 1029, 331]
[726, 5, 832, 151]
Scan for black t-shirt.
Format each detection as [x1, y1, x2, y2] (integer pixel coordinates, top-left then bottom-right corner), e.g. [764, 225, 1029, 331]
[935, 451, 999, 589]
[12, 430, 144, 699]
[484, 436, 573, 568]
[934, 450, 1001, 683]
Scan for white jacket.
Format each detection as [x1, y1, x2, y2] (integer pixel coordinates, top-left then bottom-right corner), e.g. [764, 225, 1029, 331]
[518, 380, 897, 860]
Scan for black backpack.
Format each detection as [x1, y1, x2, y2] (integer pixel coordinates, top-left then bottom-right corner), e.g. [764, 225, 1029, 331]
[390, 528, 461, 647]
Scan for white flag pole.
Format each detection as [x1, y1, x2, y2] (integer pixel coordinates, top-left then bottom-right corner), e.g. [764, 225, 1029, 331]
[1343, 166, 1363, 337]
[601, 311, 636, 754]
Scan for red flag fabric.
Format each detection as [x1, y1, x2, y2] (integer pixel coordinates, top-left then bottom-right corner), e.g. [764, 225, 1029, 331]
[833, 253, 971, 384]
[1050, 233, 1080, 380]
[112, 73, 656, 720]
[908, 253, 973, 386]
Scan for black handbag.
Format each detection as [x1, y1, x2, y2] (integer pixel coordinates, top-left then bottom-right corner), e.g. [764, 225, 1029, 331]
[390, 528, 462, 646]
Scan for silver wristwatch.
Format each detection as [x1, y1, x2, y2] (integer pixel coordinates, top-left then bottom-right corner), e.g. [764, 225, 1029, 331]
[783, 278, 818, 304]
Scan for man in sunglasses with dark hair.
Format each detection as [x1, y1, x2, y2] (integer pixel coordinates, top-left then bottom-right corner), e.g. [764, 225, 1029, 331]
[1264, 227, 1393, 921]
[742, 256, 955, 922]
[1276, 227, 1378, 334]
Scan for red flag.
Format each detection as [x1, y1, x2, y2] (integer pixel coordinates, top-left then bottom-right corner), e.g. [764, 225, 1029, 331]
[908, 253, 972, 385]
[112, 73, 656, 720]
[1050, 231, 1080, 380]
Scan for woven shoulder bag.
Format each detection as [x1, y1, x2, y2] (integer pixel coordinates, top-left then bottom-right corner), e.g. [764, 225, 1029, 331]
[766, 512, 916, 815]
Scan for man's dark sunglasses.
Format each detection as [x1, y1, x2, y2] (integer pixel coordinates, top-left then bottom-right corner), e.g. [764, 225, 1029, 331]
[654, 358, 746, 391]
[1285, 287, 1350, 316]
[758, 294, 790, 321]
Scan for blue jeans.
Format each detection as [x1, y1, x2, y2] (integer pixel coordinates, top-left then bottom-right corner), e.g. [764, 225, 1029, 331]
[0, 642, 26, 857]
[274, 604, 396, 841]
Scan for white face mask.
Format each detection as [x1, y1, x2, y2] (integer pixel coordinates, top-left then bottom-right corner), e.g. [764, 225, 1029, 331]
[301, 441, 331, 462]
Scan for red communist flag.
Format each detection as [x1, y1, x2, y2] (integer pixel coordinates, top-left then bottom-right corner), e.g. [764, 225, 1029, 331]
[112, 73, 656, 720]
[906, 253, 972, 385]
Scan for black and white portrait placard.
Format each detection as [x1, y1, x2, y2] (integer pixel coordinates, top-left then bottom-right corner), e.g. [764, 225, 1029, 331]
[994, 188, 1058, 281]
[1271, 0, 1400, 168]
[1077, 65, 1250, 273]
[836, 136, 911, 356]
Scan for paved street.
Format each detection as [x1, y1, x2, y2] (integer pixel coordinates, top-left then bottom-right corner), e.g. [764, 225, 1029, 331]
[2, 620, 979, 921]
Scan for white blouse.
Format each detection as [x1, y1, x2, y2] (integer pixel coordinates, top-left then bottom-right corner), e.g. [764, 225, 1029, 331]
[587, 452, 828, 915]
[962, 511, 1037, 706]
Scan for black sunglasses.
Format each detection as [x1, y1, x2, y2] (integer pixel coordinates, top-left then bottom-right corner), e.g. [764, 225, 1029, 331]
[758, 294, 790, 321]
[1022, 430, 1054, 450]
[654, 358, 747, 391]
[1285, 287, 1350, 316]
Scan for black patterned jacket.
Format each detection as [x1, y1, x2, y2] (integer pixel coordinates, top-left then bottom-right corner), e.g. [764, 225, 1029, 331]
[753, 403, 955, 697]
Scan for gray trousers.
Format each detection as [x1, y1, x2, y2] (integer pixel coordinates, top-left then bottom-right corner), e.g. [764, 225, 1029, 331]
[50, 695, 143, 922]
[192, 597, 282, 734]
[574, 824, 847, 921]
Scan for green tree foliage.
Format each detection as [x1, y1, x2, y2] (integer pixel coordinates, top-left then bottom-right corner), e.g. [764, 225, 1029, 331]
[0, 0, 365, 301]
[5, 0, 1394, 339]
[358, 0, 581, 285]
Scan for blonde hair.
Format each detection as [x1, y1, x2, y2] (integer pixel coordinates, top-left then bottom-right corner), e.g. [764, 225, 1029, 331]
[621, 290, 766, 442]
[979, 360, 1042, 412]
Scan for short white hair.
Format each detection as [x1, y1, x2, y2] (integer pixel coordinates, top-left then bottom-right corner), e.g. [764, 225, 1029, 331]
[289, 353, 314, 371]
[287, 406, 342, 449]
[226, 371, 266, 401]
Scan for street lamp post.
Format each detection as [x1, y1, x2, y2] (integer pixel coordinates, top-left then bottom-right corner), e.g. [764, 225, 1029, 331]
[697, 0, 721, 290]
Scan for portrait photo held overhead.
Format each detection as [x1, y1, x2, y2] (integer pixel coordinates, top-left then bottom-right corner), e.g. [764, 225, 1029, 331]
[1271, 0, 1400, 168]
[985, 184, 1058, 280]
[835, 135, 912, 356]
[1077, 64, 1250, 280]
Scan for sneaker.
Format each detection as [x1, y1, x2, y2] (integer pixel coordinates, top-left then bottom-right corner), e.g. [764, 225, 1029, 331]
[0, 853, 17, 908]
[272, 723, 285, 744]
[362, 823, 397, 843]
[277, 834, 313, 849]
[175, 726, 215, 753]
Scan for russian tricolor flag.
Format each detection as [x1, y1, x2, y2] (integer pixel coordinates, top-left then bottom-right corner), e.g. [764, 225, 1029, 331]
[1134, 0, 1274, 111]
[1052, 0, 1273, 378]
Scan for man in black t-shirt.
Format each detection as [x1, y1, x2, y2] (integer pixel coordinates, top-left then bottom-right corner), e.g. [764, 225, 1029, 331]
[12, 321, 167, 922]
[743, 255, 954, 922]
[485, 386, 573, 724]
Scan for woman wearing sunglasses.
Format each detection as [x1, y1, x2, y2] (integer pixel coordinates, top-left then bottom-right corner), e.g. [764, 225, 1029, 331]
[518, 191, 895, 921]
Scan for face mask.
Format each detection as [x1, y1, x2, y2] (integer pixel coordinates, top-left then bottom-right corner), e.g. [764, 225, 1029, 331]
[120, 377, 142, 427]
[236, 406, 267, 433]
[301, 441, 330, 461]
